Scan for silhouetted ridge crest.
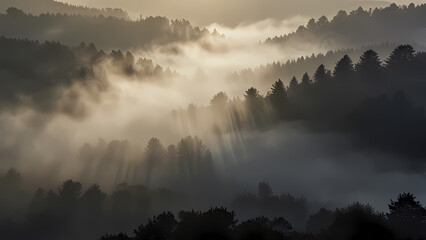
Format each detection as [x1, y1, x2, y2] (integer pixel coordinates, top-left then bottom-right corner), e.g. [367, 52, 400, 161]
[265, 3, 426, 49]
[0, 7, 210, 50]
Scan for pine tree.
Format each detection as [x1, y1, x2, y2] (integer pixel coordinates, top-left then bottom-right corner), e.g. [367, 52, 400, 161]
[385, 44, 415, 69]
[269, 79, 286, 102]
[314, 64, 331, 84]
[333, 55, 354, 80]
[355, 50, 382, 75]
[300, 72, 312, 89]
[288, 76, 299, 91]
[268, 79, 287, 115]
[387, 193, 426, 238]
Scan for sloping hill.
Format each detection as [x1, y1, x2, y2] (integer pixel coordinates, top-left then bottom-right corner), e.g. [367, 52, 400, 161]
[265, 4, 426, 50]
[0, 0, 129, 19]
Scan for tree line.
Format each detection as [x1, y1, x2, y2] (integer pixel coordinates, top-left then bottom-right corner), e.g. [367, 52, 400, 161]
[2, 168, 425, 240]
[0, 0, 129, 20]
[0, 135, 215, 239]
[177, 45, 426, 159]
[0, 36, 175, 116]
[78, 136, 215, 188]
[0, 7, 210, 50]
[230, 42, 397, 85]
[100, 182, 426, 240]
[265, 3, 426, 49]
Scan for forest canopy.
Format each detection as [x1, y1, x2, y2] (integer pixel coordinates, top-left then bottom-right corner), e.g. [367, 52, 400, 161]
[0, 7, 210, 50]
[265, 4, 426, 49]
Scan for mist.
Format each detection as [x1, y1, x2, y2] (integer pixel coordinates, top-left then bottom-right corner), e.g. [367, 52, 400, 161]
[1, 2, 426, 240]
[1, 13, 424, 205]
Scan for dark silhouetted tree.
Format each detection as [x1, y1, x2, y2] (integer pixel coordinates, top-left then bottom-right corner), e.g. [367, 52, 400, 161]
[174, 208, 236, 240]
[307, 208, 335, 233]
[288, 76, 299, 93]
[58, 179, 82, 204]
[385, 44, 415, 69]
[268, 79, 287, 116]
[355, 50, 382, 83]
[333, 55, 354, 80]
[387, 193, 426, 239]
[300, 73, 312, 90]
[314, 64, 331, 84]
[134, 212, 177, 240]
[233, 217, 288, 240]
[321, 202, 395, 240]
[144, 138, 167, 185]
[258, 182, 273, 200]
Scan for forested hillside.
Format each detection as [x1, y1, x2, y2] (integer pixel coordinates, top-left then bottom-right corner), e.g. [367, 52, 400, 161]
[0, 8, 210, 50]
[265, 4, 426, 49]
[0, 0, 129, 19]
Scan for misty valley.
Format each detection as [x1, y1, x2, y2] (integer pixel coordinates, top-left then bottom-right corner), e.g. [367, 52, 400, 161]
[1, 1, 426, 240]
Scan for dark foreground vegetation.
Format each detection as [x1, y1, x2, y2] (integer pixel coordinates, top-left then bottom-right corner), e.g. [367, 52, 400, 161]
[99, 183, 426, 240]
[1, 168, 426, 240]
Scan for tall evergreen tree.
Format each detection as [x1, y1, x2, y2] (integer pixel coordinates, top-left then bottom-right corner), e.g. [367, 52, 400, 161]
[355, 50, 382, 75]
[314, 64, 331, 84]
[387, 193, 426, 239]
[333, 55, 354, 80]
[268, 79, 287, 111]
[355, 50, 382, 88]
[288, 76, 299, 92]
[145, 138, 166, 185]
[385, 44, 415, 69]
[300, 72, 312, 89]
[244, 87, 262, 108]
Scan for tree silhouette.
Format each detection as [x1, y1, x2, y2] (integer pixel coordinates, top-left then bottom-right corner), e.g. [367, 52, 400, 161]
[288, 76, 299, 93]
[333, 55, 354, 81]
[321, 202, 395, 240]
[306, 208, 335, 234]
[387, 193, 426, 239]
[233, 217, 289, 240]
[58, 179, 82, 204]
[355, 50, 382, 83]
[134, 212, 177, 240]
[0, 8, 209, 50]
[210, 92, 229, 109]
[268, 79, 287, 117]
[174, 208, 237, 240]
[313, 64, 331, 84]
[300, 73, 312, 90]
[210, 92, 229, 116]
[80, 183, 106, 213]
[258, 182, 273, 200]
[144, 138, 167, 185]
[385, 44, 415, 69]
[176, 136, 213, 178]
[244, 87, 264, 125]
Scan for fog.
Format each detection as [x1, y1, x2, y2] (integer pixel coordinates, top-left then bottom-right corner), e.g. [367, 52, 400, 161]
[2, 2, 426, 239]
[1, 11, 425, 212]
